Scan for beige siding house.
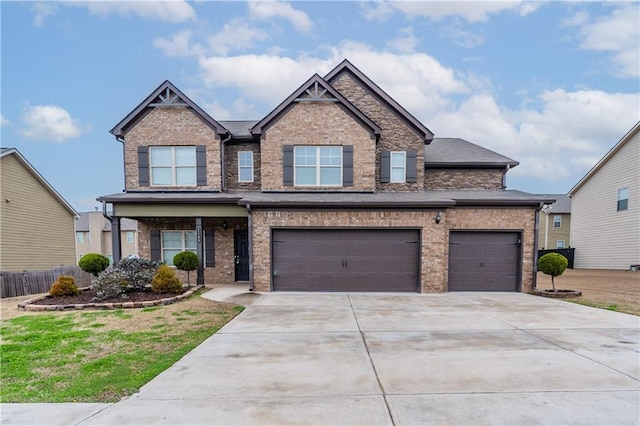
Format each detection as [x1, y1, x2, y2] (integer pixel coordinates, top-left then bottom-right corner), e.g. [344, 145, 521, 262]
[75, 211, 138, 263]
[569, 122, 640, 269]
[0, 148, 78, 271]
[538, 194, 571, 249]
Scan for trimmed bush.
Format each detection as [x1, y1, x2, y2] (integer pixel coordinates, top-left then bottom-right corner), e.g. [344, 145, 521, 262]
[117, 257, 160, 291]
[78, 253, 110, 277]
[91, 269, 128, 301]
[538, 253, 568, 292]
[49, 275, 80, 297]
[151, 265, 183, 294]
[173, 251, 199, 286]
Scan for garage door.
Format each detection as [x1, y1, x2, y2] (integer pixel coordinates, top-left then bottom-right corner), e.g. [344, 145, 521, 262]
[448, 231, 520, 291]
[272, 229, 420, 292]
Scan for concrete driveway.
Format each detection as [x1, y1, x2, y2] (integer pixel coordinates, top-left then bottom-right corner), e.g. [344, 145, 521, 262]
[5, 292, 639, 425]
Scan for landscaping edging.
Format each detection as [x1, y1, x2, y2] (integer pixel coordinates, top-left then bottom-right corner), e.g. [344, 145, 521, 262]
[531, 289, 582, 299]
[17, 285, 205, 311]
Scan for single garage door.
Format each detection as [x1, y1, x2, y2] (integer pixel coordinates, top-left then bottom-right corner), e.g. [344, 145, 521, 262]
[272, 229, 420, 292]
[448, 231, 520, 291]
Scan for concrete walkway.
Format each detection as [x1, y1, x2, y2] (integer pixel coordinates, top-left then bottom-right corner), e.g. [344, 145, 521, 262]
[2, 291, 639, 425]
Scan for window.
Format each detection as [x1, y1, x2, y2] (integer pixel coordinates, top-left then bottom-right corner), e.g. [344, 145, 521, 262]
[150, 146, 196, 186]
[556, 240, 565, 249]
[294, 146, 342, 186]
[126, 231, 134, 243]
[76, 232, 84, 243]
[617, 188, 629, 211]
[238, 151, 254, 182]
[390, 151, 406, 183]
[553, 215, 562, 228]
[161, 230, 197, 266]
[107, 254, 114, 265]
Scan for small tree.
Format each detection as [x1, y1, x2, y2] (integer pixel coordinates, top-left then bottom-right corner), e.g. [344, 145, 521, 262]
[173, 251, 199, 287]
[50, 275, 80, 297]
[78, 253, 110, 277]
[117, 257, 160, 291]
[537, 253, 568, 292]
[151, 265, 183, 294]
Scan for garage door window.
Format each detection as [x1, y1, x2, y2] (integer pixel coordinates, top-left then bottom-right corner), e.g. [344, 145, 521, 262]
[294, 146, 342, 186]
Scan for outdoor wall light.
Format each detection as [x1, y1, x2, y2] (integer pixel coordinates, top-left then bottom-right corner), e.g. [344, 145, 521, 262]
[435, 212, 442, 224]
[222, 220, 228, 230]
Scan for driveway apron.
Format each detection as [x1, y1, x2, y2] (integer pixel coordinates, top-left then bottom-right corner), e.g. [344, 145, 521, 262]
[81, 292, 639, 425]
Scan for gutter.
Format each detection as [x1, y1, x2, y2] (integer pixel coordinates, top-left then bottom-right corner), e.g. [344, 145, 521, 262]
[532, 202, 545, 290]
[220, 132, 232, 192]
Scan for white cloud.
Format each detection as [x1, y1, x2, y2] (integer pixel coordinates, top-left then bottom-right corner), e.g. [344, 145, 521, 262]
[20, 105, 86, 142]
[207, 19, 269, 56]
[0, 114, 9, 126]
[154, 30, 204, 57]
[31, 2, 57, 27]
[569, 4, 639, 78]
[387, 27, 419, 53]
[248, 1, 313, 32]
[438, 19, 485, 48]
[69, 0, 196, 23]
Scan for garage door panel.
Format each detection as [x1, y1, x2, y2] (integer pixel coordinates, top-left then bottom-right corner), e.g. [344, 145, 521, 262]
[272, 229, 419, 292]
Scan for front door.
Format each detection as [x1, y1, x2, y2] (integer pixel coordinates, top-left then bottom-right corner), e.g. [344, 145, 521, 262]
[234, 230, 250, 281]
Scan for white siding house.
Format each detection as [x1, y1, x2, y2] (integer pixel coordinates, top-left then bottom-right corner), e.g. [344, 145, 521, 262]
[568, 122, 640, 270]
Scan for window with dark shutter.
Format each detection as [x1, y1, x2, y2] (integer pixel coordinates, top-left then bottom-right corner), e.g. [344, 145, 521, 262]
[138, 146, 150, 186]
[205, 230, 215, 267]
[380, 151, 391, 183]
[150, 230, 161, 261]
[196, 146, 207, 186]
[406, 150, 417, 183]
[343, 145, 353, 187]
[283, 145, 294, 186]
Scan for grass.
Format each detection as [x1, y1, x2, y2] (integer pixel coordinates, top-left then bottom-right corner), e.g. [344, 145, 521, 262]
[0, 295, 243, 403]
[567, 299, 631, 314]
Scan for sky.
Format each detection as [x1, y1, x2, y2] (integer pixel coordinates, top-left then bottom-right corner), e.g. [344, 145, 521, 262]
[1, 1, 639, 212]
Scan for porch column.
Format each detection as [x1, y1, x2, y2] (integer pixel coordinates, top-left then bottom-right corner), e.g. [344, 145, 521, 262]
[111, 216, 122, 265]
[195, 217, 204, 285]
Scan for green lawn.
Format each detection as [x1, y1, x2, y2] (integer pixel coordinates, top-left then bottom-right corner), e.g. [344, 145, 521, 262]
[0, 296, 243, 402]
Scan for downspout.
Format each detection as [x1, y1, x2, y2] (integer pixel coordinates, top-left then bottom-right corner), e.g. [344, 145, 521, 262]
[544, 211, 550, 250]
[533, 202, 544, 290]
[220, 132, 232, 192]
[246, 204, 254, 291]
[115, 135, 126, 194]
[502, 166, 509, 189]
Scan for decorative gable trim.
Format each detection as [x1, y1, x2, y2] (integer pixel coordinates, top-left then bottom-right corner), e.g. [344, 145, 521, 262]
[250, 74, 381, 140]
[110, 80, 228, 138]
[325, 59, 434, 144]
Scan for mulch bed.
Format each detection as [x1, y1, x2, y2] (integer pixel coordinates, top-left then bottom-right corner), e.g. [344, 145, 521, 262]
[33, 289, 189, 305]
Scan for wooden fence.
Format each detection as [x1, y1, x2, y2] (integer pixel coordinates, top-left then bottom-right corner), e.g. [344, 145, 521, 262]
[0, 266, 93, 298]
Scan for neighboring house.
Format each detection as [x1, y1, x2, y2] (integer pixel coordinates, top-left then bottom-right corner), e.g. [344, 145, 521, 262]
[98, 60, 551, 293]
[537, 194, 571, 249]
[75, 211, 138, 263]
[569, 121, 640, 270]
[0, 148, 78, 271]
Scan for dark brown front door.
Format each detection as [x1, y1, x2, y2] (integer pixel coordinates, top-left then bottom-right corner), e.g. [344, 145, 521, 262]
[272, 229, 420, 292]
[234, 230, 249, 281]
[448, 231, 520, 291]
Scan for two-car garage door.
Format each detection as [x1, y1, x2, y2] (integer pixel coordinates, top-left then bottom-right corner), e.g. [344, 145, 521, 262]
[272, 229, 420, 292]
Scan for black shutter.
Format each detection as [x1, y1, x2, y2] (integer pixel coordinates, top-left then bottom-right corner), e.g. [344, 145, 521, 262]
[196, 145, 207, 186]
[138, 146, 150, 186]
[380, 150, 391, 183]
[283, 145, 294, 186]
[150, 230, 161, 262]
[406, 150, 417, 183]
[343, 145, 353, 187]
[205, 230, 215, 267]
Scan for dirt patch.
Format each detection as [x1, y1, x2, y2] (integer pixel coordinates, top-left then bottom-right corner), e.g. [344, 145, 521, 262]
[29, 288, 188, 305]
[536, 269, 640, 316]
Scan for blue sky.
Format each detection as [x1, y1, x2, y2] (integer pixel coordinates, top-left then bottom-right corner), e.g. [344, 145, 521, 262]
[2, 1, 639, 212]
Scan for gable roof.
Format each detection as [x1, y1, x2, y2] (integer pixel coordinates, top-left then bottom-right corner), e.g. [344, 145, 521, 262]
[325, 59, 434, 143]
[110, 80, 228, 139]
[568, 121, 640, 196]
[537, 194, 571, 214]
[251, 73, 381, 139]
[425, 138, 519, 168]
[0, 148, 78, 216]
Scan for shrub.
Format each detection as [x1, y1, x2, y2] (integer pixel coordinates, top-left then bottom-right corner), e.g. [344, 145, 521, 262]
[538, 253, 568, 292]
[49, 275, 80, 297]
[117, 257, 160, 291]
[91, 269, 128, 301]
[78, 253, 110, 277]
[173, 251, 199, 286]
[151, 265, 183, 294]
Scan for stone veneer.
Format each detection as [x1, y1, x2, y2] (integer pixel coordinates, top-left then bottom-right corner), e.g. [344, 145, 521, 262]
[225, 142, 261, 191]
[425, 169, 505, 190]
[260, 102, 375, 191]
[137, 217, 247, 285]
[330, 73, 425, 192]
[250, 207, 536, 293]
[124, 107, 221, 191]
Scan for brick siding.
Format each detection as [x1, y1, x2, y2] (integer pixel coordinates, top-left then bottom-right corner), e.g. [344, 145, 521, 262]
[425, 169, 505, 190]
[224, 142, 261, 191]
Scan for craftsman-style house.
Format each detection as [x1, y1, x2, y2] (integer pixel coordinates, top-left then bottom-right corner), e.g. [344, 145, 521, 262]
[98, 60, 550, 293]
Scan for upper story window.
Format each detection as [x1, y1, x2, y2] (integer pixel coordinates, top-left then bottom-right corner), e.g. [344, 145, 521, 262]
[161, 230, 196, 266]
[390, 152, 406, 183]
[126, 231, 135, 243]
[150, 146, 196, 186]
[617, 187, 629, 211]
[294, 146, 342, 186]
[556, 240, 565, 249]
[76, 232, 84, 243]
[238, 151, 254, 182]
[553, 215, 562, 228]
